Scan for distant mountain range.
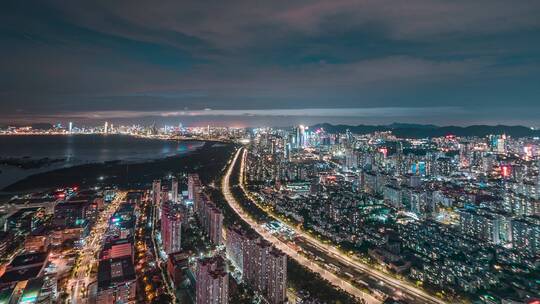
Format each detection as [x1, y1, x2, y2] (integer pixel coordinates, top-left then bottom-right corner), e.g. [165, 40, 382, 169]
[311, 123, 540, 138]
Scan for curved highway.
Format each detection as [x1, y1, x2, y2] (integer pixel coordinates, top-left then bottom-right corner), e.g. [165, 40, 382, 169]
[223, 147, 447, 304]
[222, 148, 378, 304]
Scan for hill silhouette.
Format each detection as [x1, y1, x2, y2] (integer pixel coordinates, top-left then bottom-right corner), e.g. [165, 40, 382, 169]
[311, 123, 540, 138]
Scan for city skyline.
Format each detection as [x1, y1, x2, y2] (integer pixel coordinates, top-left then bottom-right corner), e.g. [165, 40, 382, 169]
[0, 123, 539, 303]
[2, 1, 540, 126]
[1, 2, 540, 302]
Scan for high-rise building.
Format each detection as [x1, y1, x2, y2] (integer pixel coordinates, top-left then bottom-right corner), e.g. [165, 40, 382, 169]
[267, 248, 287, 304]
[161, 185, 169, 205]
[152, 179, 161, 206]
[167, 252, 190, 288]
[188, 174, 202, 210]
[225, 226, 247, 274]
[241, 234, 260, 283]
[242, 236, 287, 304]
[196, 256, 228, 304]
[458, 209, 500, 244]
[161, 201, 183, 254]
[197, 197, 223, 245]
[343, 149, 359, 172]
[497, 135, 506, 153]
[284, 142, 291, 160]
[295, 125, 306, 149]
[253, 239, 271, 293]
[68, 122, 73, 133]
[171, 177, 179, 203]
[512, 218, 540, 256]
[207, 206, 223, 245]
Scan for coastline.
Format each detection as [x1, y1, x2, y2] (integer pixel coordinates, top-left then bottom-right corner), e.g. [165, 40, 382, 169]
[0, 134, 224, 191]
[0, 132, 224, 143]
[1, 141, 237, 194]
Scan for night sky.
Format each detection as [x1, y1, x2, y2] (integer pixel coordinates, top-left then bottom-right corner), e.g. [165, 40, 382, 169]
[1, 1, 540, 127]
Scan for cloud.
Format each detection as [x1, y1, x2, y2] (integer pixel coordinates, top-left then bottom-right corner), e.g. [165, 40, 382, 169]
[3, 106, 539, 128]
[0, 0, 539, 125]
[45, 0, 540, 48]
[34, 106, 465, 119]
[276, 0, 540, 39]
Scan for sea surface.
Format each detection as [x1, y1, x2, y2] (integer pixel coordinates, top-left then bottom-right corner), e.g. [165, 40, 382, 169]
[0, 135, 204, 189]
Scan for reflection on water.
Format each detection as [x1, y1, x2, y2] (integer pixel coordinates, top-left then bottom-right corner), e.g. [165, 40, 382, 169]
[65, 134, 74, 162]
[0, 135, 205, 190]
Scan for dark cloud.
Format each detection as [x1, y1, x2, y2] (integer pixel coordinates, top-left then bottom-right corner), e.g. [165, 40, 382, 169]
[1, 0, 539, 126]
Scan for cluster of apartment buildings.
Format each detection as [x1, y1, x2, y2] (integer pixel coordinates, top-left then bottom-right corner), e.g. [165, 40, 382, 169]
[244, 127, 540, 301]
[226, 226, 287, 304]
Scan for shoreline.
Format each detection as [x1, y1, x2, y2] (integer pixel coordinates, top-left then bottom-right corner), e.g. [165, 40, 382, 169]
[0, 135, 224, 191]
[1, 141, 237, 194]
[0, 133, 227, 143]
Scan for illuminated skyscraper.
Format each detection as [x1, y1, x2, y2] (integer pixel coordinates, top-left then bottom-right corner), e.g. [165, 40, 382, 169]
[171, 177, 178, 203]
[295, 125, 306, 149]
[207, 206, 223, 245]
[161, 185, 169, 204]
[283, 138, 291, 160]
[198, 198, 223, 246]
[512, 218, 540, 256]
[267, 248, 287, 304]
[188, 174, 202, 210]
[497, 135, 506, 153]
[225, 226, 247, 274]
[161, 201, 183, 254]
[242, 236, 287, 304]
[343, 149, 359, 172]
[152, 179, 161, 206]
[196, 256, 228, 304]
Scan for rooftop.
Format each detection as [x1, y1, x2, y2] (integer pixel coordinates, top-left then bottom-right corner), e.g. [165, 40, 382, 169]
[10, 252, 48, 269]
[0, 266, 43, 285]
[98, 257, 136, 290]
